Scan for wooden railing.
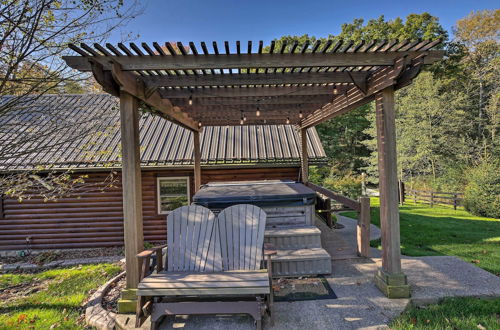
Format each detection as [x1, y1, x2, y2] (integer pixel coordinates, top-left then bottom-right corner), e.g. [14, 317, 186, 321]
[405, 188, 463, 210]
[305, 182, 371, 258]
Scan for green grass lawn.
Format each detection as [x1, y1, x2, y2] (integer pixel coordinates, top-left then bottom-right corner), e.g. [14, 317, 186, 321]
[0, 263, 121, 329]
[391, 297, 500, 330]
[341, 199, 500, 275]
[342, 199, 500, 329]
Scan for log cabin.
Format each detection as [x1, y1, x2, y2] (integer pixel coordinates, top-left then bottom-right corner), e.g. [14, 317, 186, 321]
[0, 94, 327, 251]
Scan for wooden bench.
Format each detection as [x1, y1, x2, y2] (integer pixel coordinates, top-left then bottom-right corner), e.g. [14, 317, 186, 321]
[136, 204, 276, 329]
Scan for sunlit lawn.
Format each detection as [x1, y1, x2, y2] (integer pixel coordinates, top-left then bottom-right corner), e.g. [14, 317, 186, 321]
[342, 199, 500, 329]
[391, 297, 500, 330]
[0, 263, 121, 329]
[341, 198, 500, 275]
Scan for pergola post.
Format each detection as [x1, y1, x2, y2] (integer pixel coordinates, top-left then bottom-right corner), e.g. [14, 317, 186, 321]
[117, 91, 144, 312]
[300, 128, 309, 183]
[193, 130, 202, 192]
[373, 86, 410, 298]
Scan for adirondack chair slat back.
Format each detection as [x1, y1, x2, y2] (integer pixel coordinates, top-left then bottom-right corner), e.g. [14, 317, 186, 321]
[217, 204, 267, 271]
[167, 205, 221, 272]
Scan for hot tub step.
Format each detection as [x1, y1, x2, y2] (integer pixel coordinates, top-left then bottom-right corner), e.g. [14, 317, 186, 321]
[271, 248, 332, 277]
[264, 226, 322, 249]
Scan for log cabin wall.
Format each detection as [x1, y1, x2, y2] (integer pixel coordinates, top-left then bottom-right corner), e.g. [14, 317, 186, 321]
[0, 166, 300, 250]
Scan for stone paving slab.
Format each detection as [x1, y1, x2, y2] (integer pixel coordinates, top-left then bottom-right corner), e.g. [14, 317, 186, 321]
[115, 255, 499, 330]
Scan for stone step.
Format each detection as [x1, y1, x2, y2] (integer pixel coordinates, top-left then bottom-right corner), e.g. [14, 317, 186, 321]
[264, 226, 322, 249]
[271, 248, 332, 277]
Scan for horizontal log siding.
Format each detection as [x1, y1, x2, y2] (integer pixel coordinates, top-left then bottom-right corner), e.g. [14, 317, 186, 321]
[0, 167, 299, 250]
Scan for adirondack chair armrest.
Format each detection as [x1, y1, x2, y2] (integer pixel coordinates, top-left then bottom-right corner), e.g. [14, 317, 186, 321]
[137, 244, 167, 280]
[263, 243, 277, 256]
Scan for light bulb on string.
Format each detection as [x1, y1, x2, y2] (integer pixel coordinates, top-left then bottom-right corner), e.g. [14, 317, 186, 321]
[286, 117, 290, 124]
[188, 89, 194, 106]
[333, 86, 338, 95]
[256, 107, 261, 117]
[299, 110, 303, 119]
[198, 121, 202, 128]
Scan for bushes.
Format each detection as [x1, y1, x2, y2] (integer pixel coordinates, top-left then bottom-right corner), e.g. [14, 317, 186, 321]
[310, 166, 363, 200]
[324, 173, 363, 200]
[463, 160, 500, 218]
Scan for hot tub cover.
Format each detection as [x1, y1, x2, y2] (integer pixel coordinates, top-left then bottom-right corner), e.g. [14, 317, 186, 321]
[193, 180, 316, 209]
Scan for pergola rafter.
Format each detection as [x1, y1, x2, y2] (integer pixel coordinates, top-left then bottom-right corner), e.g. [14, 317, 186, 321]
[63, 38, 444, 298]
[65, 39, 443, 130]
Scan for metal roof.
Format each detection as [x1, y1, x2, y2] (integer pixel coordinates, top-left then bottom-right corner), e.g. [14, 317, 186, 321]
[0, 94, 326, 171]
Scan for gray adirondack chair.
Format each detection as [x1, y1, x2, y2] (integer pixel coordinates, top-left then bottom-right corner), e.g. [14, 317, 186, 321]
[136, 204, 276, 329]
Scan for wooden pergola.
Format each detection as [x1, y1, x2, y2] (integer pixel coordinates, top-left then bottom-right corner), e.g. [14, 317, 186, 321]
[64, 39, 443, 298]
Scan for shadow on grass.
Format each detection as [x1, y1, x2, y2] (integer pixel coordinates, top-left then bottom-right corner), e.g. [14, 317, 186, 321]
[0, 303, 77, 314]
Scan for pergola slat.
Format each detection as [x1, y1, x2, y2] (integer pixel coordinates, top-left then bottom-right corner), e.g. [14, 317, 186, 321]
[64, 40, 443, 128]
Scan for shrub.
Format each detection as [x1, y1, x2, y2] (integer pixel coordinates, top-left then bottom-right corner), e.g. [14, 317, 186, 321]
[463, 160, 500, 218]
[323, 173, 362, 200]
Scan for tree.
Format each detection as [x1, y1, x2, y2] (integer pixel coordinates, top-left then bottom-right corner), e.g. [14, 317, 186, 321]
[453, 10, 499, 157]
[0, 0, 143, 199]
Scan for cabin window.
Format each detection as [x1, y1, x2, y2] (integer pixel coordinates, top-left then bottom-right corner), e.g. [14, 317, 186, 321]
[157, 177, 190, 214]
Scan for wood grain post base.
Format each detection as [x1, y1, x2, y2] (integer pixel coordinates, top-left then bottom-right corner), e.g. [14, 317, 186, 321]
[374, 269, 410, 299]
[117, 289, 138, 314]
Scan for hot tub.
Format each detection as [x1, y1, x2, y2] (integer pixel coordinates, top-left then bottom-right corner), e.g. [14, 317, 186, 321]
[192, 180, 316, 227]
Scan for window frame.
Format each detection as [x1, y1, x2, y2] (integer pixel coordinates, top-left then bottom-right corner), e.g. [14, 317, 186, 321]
[156, 176, 191, 215]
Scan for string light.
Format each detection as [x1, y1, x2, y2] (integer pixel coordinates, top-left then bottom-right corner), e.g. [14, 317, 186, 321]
[286, 117, 290, 124]
[333, 86, 338, 95]
[198, 121, 202, 128]
[240, 111, 244, 125]
[188, 90, 193, 105]
[256, 107, 261, 117]
[243, 113, 247, 121]
[299, 110, 303, 119]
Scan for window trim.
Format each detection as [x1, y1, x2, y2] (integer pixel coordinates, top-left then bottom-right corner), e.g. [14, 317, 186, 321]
[156, 176, 190, 215]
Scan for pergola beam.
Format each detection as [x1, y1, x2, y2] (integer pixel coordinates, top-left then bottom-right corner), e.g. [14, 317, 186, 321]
[63, 50, 444, 71]
[301, 56, 411, 128]
[109, 62, 200, 131]
[144, 71, 369, 87]
[170, 94, 333, 106]
[160, 86, 342, 98]
[185, 103, 322, 113]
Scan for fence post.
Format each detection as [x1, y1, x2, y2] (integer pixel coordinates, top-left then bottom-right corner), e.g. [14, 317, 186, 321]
[413, 190, 417, 204]
[357, 196, 371, 258]
[430, 192, 434, 207]
[453, 193, 457, 210]
[398, 181, 405, 205]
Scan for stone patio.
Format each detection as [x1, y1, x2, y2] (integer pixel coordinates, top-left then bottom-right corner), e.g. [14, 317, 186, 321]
[113, 216, 500, 329]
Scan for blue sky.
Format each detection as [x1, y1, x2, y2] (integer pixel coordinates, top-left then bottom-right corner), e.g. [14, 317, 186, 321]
[109, 0, 497, 45]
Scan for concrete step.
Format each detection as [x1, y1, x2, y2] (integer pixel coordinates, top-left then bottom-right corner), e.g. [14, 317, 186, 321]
[271, 248, 332, 277]
[265, 226, 322, 249]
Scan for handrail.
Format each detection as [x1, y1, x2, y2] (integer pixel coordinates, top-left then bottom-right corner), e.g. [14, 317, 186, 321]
[306, 181, 371, 257]
[305, 182, 361, 212]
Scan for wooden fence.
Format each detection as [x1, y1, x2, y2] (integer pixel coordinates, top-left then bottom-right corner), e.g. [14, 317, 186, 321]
[403, 187, 463, 210]
[305, 182, 371, 258]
